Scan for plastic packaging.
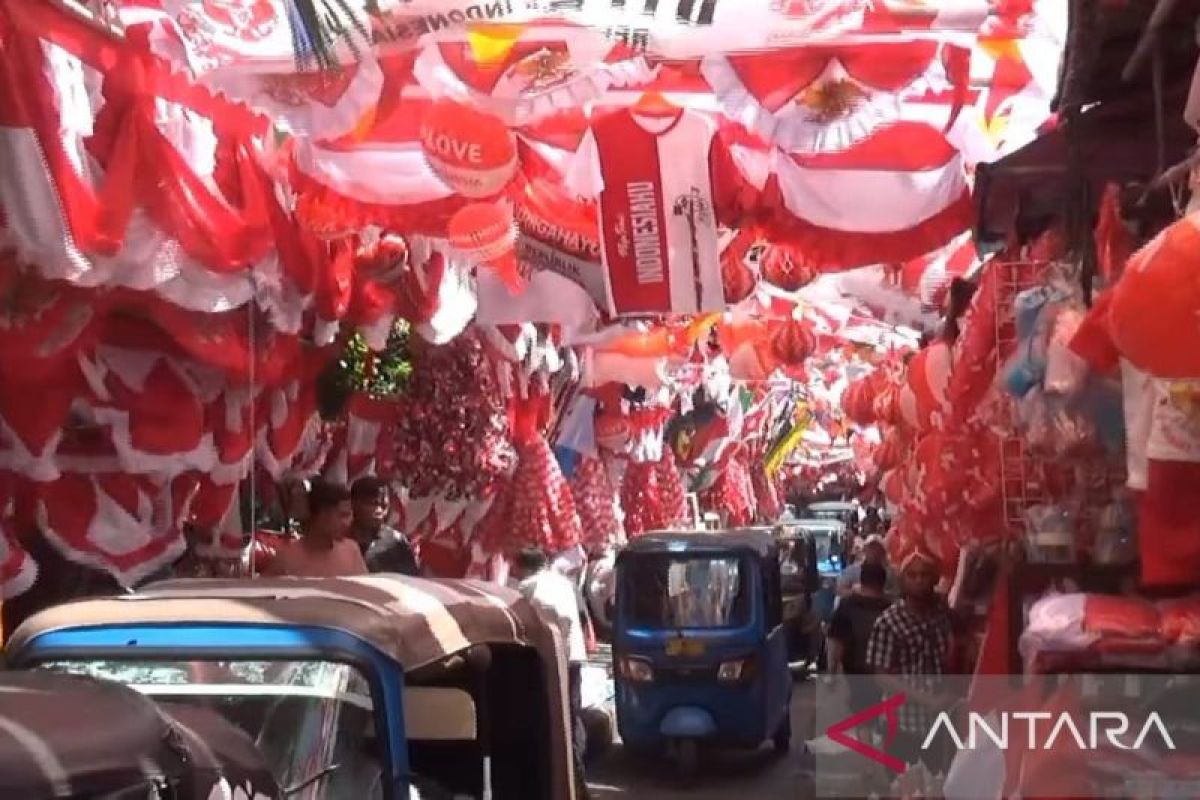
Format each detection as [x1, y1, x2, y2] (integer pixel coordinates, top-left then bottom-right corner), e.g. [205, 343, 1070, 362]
[1024, 504, 1075, 564]
[1092, 495, 1137, 566]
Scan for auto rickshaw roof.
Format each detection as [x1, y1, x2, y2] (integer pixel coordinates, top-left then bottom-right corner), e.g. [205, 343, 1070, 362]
[620, 529, 778, 559]
[0, 670, 279, 798]
[7, 575, 556, 673]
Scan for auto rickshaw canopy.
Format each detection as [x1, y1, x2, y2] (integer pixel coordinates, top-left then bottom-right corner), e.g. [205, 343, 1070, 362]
[0, 670, 279, 798]
[8, 575, 561, 673]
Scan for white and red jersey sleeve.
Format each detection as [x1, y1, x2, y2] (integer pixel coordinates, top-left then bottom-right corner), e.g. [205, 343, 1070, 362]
[564, 108, 762, 316]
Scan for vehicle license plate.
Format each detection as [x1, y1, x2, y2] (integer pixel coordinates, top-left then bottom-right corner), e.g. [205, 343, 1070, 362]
[666, 639, 705, 657]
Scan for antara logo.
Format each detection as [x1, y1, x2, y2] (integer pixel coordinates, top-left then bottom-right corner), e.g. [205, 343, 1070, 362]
[827, 695, 1178, 776]
[924, 711, 1177, 752]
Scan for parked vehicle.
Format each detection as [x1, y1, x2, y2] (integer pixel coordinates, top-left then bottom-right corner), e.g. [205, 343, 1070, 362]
[0, 669, 280, 799]
[611, 530, 792, 781]
[5, 576, 579, 800]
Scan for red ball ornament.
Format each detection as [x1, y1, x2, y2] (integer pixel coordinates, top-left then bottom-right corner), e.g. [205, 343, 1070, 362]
[448, 201, 524, 294]
[420, 99, 518, 198]
[721, 245, 757, 304]
[768, 319, 817, 366]
[1109, 212, 1200, 378]
[760, 243, 817, 292]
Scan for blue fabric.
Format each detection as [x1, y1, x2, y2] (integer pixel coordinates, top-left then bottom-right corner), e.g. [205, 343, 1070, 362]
[555, 446, 578, 479]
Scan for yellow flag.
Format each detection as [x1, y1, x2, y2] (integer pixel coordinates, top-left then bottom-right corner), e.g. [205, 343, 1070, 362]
[765, 402, 811, 476]
[467, 23, 524, 67]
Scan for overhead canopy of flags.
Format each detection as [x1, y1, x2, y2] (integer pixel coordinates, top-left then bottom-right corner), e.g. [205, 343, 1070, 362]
[0, 0, 1067, 593]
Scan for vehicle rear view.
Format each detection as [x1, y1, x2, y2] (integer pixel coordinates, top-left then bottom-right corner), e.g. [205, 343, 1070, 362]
[611, 532, 791, 781]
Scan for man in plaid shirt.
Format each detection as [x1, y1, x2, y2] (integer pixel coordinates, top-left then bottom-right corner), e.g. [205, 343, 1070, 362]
[866, 549, 955, 771]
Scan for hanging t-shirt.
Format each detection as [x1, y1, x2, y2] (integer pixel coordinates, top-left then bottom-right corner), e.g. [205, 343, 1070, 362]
[1121, 359, 1154, 490]
[1147, 379, 1200, 463]
[565, 108, 758, 316]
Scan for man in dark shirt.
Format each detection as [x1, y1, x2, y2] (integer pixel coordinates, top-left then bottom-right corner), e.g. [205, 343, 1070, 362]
[827, 560, 892, 710]
[350, 477, 420, 576]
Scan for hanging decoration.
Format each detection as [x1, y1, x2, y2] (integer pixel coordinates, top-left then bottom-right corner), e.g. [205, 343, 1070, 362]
[570, 454, 625, 549]
[1109, 212, 1200, 379]
[448, 201, 524, 293]
[419, 99, 520, 199]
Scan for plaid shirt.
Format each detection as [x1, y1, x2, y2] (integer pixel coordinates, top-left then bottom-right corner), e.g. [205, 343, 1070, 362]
[865, 598, 954, 732]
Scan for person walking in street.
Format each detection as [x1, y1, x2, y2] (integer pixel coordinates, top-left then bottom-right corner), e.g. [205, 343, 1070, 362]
[512, 547, 590, 800]
[350, 477, 420, 576]
[827, 560, 892, 711]
[837, 534, 896, 598]
[266, 481, 367, 578]
[865, 549, 955, 772]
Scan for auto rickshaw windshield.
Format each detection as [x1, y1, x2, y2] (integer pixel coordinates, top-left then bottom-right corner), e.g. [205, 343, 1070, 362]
[40, 658, 380, 799]
[622, 554, 752, 630]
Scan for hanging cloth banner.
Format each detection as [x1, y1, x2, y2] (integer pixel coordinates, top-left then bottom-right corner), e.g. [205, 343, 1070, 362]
[765, 400, 811, 475]
[368, 0, 991, 57]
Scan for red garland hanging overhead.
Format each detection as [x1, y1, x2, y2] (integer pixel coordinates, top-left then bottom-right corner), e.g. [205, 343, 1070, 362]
[621, 460, 662, 538]
[704, 451, 756, 527]
[655, 450, 688, 528]
[503, 394, 582, 553]
[620, 406, 673, 537]
[570, 455, 625, 550]
[391, 331, 515, 500]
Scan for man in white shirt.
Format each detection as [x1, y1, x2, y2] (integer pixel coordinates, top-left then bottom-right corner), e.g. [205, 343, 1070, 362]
[513, 548, 590, 800]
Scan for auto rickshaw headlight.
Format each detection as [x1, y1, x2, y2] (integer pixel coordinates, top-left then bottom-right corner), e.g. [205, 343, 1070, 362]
[717, 657, 755, 682]
[619, 656, 654, 682]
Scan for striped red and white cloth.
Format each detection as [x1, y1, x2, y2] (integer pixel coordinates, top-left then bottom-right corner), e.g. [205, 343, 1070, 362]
[900, 231, 980, 309]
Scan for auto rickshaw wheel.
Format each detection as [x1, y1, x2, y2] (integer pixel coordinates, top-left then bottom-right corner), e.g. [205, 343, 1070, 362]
[773, 715, 792, 756]
[676, 738, 699, 783]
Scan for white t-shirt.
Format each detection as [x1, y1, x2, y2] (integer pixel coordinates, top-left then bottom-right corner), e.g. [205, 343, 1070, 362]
[1121, 359, 1154, 489]
[519, 570, 587, 664]
[1147, 379, 1200, 463]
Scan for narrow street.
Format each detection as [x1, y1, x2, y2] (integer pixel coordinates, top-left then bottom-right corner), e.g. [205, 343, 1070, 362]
[584, 646, 815, 799]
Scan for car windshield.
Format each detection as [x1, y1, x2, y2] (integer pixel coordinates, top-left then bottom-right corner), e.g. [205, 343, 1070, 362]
[40, 659, 380, 800]
[622, 555, 751, 629]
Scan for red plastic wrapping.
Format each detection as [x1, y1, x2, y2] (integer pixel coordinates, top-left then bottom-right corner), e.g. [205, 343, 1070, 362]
[1082, 594, 1162, 640]
[1158, 596, 1200, 644]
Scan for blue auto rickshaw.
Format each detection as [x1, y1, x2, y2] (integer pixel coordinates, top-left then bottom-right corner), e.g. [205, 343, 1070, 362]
[5, 576, 579, 800]
[612, 530, 792, 779]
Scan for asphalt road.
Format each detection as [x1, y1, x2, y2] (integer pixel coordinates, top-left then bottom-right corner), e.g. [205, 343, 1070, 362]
[585, 676, 816, 799]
